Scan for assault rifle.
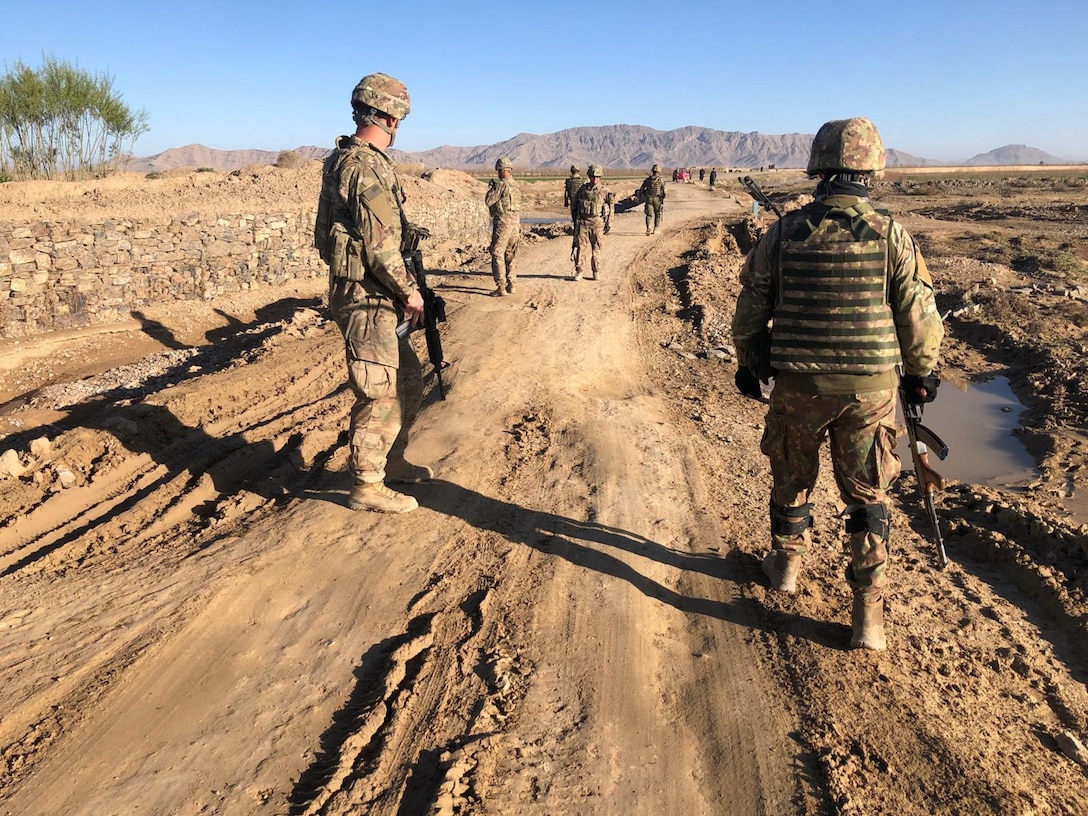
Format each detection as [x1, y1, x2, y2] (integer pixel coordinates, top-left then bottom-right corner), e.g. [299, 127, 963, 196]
[898, 371, 950, 568]
[401, 225, 449, 400]
[739, 175, 783, 218]
[570, 221, 580, 264]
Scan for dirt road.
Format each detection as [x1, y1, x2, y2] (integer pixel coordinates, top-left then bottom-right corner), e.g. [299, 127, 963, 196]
[2, 180, 1088, 815]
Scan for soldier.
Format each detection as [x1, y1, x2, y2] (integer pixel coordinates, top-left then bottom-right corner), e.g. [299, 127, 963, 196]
[731, 117, 943, 650]
[709, 167, 718, 188]
[314, 72, 435, 514]
[570, 164, 609, 281]
[639, 164, 666, 235]
[563, 164, 583, 217]
[485, 157, 521, 296]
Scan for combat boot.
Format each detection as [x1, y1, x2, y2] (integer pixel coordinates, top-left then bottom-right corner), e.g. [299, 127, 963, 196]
[489, 287, 505, 297]
[505, 281, 516, 294]
[349, 482, 418, 513]
[850, 595, 886, 651]
[762, 550, 802, 594]
[569, 272, 582, 282]
[385, 459, 434, 484]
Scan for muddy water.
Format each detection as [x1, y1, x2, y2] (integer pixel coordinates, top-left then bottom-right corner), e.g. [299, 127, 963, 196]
[899, 376, 1037, 487]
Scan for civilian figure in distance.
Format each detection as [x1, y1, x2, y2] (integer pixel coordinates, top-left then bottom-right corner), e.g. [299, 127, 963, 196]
[731, 117, 944, 650]
[313, 72, 436, 514]
[639, 164, 666, 235]
[570, 164, 609, 281]
[485, 157, 522, 296]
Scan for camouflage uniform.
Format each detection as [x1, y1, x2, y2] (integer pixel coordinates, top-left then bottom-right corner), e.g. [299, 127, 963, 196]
[563, 166, 584, 217]
[317, 135, 423, 488]
[485, 163, 521, 294]
[571, 169, 609, 280]
[731, 121, 943, 619]
[639, 167, 666, 234]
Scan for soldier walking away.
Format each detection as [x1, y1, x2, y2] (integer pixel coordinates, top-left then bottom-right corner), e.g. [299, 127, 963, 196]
[699, 167, 705, 182]
[485, 157, 521, 296]
[314, 72, 436, 514]
[709, 167, 717, 188]
[570, 164, 609, 281]
[563, 164, 583, 217]
[639, 164, 666, 235]
[731, 117, 944, 650]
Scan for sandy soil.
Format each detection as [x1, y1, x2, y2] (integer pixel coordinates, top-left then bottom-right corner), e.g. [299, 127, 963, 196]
[1, 169, 1088, 815]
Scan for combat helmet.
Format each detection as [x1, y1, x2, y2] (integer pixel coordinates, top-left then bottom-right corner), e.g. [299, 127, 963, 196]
[352, 73, 411, 120]
[496, 158, 513, 172]
[806, 117, 886, 178]
[588, 164, 603, 178]
[651, 164, 659, 173]
[570, 164, 579, 174]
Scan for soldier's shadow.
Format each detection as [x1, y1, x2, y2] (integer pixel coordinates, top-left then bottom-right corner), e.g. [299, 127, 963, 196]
[402, 478, 843, 646]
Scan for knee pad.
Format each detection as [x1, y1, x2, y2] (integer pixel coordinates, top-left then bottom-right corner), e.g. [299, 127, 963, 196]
[770, 496, 813, 538]
[845, 504, 890, 542]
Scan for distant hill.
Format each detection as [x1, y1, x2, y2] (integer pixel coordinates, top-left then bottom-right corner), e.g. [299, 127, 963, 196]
[123, 128, 1076, 173]
[961, 144, 1069, 166]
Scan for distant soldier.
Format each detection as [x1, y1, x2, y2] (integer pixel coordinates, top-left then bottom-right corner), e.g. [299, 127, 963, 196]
[699, 168, 705, 182]
[485, 157, 521, 296]
[563, 164, 583, 217]
[731, 117, 944, 650]
[709, 168, 718, 188]
[571, 164, 609, 281]
[639, 164, 667, 235]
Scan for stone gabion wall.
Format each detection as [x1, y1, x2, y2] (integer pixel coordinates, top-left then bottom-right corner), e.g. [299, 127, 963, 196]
[0, 191, 488, 340]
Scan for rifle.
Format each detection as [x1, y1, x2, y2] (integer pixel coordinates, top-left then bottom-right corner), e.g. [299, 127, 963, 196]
[897, 371, 949, 568]
[401, 225, 449, 400]
[739, 175, 783, 218]
[570, 220, 580, 264]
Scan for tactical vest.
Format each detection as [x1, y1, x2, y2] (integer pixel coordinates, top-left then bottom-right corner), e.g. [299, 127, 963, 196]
[576, 184, 605, 219]
[770, 201, 901, 375]
[565, 175, 583, 203]
[642, 174, 664, 200]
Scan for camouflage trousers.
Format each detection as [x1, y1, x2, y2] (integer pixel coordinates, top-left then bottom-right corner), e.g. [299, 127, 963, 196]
[644, 197, 664, 231]
[490, 219, 520, 289]
[575, 217, 604, 278]
[331, 290, 425, 485]
[759, 383, 902, 598]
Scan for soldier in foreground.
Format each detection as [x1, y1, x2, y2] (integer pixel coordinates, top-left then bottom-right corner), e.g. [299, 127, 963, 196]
[314, 72, 435, 514]
[485, 157, 521, 296]
[563, 164, 583, 217]
[570, 164, 609, 281]
[639, 164, 666, 235]
[731, 117, 943, 650]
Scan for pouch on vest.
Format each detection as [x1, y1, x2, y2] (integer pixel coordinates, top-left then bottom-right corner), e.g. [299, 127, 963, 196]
[330, 229, 366, 281]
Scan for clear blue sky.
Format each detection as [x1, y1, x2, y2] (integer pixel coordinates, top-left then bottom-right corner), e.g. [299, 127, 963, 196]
[7, 0, 1087, 163]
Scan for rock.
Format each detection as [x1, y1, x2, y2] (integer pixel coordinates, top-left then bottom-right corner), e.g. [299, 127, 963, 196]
[1056, 731, 1088, 767]
[56, 468, 78, 489]
[29, 436, 51, 457]
[1, 449, 26, 478]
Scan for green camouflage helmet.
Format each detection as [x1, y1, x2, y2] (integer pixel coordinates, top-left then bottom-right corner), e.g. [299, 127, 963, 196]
[806, 117, 886, 177]
[588, 164, 603, 178]
[351, 73, 411, 120]
[496, 158, 512, 171]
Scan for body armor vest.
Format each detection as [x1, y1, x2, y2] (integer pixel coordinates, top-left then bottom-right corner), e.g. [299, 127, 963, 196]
[770, 201, 901, 375]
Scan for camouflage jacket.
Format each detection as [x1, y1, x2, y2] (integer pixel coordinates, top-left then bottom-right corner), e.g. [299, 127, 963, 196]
[315, 136, 418, 303]
[573, 181, 610, 222]
[485, 176, 522, 225]
[639, 172, 666, 201]
[732, 192, 943, 393]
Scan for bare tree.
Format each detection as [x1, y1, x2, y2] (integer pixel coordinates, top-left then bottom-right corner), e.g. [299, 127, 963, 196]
[0, 55, 149, 180]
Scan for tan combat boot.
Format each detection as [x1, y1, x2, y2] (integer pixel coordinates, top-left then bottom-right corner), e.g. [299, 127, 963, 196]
[349, 482, 418, 513]
[505, 281, 516, 294]
[762, 550, 802, 594]
[385, 459, 434, 484]
[850, 595, 886, 651]
[489, 287, 505, 297]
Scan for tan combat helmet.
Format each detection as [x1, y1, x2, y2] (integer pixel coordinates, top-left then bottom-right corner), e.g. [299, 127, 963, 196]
[806, 117, 886, 178]
[495, 158, 513, 172]
[570, 164, 579, 174]
[351, 73, 410, 144]
[588, 164, 603, 178]
[651, 164, 660, 173]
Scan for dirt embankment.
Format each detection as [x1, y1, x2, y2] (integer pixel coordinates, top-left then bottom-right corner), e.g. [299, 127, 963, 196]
[1, 172, 1088, 815]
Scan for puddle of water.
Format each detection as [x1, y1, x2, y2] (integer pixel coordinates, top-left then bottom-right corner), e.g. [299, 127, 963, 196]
[898, 376, 1037, 487]
[521, 217, 568, 225]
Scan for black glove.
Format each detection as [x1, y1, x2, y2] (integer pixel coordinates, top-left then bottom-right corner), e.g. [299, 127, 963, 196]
[901, 374, 940, 404]
[735, 367, 762, 399]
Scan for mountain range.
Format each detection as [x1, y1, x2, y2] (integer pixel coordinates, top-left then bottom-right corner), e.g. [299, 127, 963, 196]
[122, 125, 1076, 173]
